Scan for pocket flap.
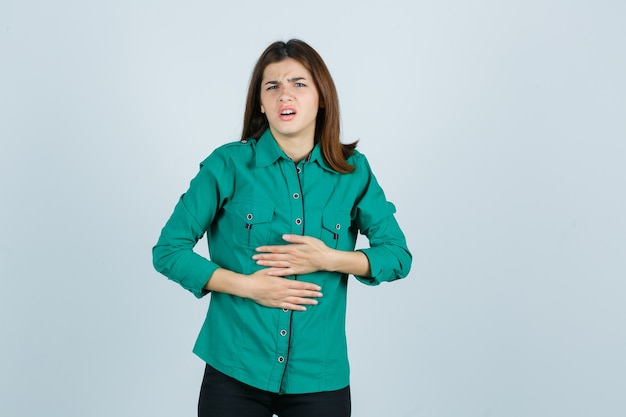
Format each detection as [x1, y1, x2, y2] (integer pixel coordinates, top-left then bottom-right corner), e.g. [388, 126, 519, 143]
[225, 202, 275, 225]
[322, 211, 351, 233]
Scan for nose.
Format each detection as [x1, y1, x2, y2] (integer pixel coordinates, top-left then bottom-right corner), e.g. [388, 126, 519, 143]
[279, 87, 293, 102]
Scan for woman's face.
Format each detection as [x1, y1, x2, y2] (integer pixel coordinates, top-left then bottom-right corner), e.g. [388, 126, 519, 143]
[260, 58, 320, 144]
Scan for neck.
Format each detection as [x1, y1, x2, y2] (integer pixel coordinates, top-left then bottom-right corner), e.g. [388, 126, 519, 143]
[271, 129, 314, 163]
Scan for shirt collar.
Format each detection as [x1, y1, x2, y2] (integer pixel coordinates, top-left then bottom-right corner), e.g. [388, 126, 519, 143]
[254, 129, 337, 173]
[254, 129, 285, 167]
[309, 142, 336, 173]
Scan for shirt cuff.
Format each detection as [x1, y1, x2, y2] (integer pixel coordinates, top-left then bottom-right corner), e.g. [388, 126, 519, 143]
[354, 248, 384, 285]
[177, 256, 220, 298]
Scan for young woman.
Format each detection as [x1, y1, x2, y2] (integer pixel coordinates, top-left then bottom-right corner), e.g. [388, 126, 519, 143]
[153, 39, 412, 417]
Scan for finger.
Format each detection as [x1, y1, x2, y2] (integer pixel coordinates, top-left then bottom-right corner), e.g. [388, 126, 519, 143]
[283, 234, 320, 245]
[281, 302, 308, 312]
[292, 289, 323, 298]
[283, 296, 319, 309]
[255, 245, 291, 254]
[253, 253, 290, 261]
[289, 296, 320, 304]
[263, 272, 323, 293]
[284, 279, 322, 292]
[264, 266, 295, 276]
[290, 286, 323, 298]
[269, 276, 323, 293]
[289, 280, 322, 294]
[281, 234, 306, 243]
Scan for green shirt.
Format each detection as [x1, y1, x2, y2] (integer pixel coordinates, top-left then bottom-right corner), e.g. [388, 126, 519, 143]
[153, 129, 411, 394]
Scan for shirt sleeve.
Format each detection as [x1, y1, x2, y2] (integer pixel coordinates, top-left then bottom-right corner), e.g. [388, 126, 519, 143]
[352, 153, 412, 285]
[152, 151, 230, 298]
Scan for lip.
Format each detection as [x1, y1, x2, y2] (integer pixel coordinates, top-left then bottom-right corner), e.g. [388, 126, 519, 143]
[278, 106, 297, 121]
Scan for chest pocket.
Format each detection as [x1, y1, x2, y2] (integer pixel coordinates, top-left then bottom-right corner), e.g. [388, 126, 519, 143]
[223, 202, 275, 248]
[320, 211, 352, 249]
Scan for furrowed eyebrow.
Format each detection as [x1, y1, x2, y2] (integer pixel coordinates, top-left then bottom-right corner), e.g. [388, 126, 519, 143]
[263, 77, 307, 86]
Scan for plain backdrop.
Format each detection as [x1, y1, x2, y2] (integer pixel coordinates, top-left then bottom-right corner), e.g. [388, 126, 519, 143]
[1, 1, 625, 416]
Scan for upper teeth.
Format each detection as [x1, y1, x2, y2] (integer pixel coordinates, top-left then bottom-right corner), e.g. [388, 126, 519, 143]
[281, 110, 294, 115]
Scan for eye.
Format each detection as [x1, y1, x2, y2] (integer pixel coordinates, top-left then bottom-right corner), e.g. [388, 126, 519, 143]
[266, 85, 278, 91]
[295, 82, 306, 87]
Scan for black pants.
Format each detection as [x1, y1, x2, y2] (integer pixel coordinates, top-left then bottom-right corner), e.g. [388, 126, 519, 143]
[198, 365, 351, 417]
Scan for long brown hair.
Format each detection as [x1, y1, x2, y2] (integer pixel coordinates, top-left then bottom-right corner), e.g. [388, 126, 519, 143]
[241, 39, 357, 174]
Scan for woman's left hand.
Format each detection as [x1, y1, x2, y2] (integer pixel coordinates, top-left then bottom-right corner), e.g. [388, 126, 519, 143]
[253, 234, 334, 276]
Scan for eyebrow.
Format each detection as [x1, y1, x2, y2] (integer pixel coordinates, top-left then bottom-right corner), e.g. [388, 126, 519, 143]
[264, 77, 307, 85]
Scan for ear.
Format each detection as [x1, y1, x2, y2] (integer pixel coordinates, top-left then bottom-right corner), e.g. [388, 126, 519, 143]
[260, 105, 265, 114]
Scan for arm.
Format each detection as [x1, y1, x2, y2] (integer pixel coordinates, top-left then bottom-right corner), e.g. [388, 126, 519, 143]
[351, 153, 412, 285]
[153, 199, 323, 309]
[153, 150, 323, 308]
[252, 153, 412, 284]
[205, 267, 322, 311]
[253, 234, 371, 277]
[252, 154, 412, 285]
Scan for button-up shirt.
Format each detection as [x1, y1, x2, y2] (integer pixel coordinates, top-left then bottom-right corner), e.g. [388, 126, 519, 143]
[153, 129, 412, 394]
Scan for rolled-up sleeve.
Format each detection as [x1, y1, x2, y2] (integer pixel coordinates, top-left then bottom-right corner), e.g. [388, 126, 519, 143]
[352, 154, 412, 285]
[152, 154, 228, 298]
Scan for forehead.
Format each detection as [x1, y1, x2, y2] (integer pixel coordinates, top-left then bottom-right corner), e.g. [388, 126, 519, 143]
[261, 58, 312, 81]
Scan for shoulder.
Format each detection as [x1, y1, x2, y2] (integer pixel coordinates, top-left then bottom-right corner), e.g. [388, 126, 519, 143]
[345, 149, 374, 175]
[199, 139, 257, 168]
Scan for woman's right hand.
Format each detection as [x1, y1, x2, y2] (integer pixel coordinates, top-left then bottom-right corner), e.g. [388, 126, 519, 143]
[204, 267, 322, 311]
[244, 268, 323, 311]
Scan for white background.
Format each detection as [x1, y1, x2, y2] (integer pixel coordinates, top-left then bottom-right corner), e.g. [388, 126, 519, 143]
[1, 1, 625, 416]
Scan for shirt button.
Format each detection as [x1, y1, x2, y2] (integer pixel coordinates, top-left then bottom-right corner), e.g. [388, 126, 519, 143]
[335, 223, 341, 230]
[282, 308, 289, 313]
[246, 213, 253, 221]
[295, 218, 302, 225]
[296, 167, 302, 174]
[278, 356, 285, 363]
[280, 330, 287, 337]
[292, 193, 300, 199]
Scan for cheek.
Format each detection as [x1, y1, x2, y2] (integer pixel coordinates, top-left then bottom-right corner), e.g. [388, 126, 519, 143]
[311, 92, 321, 109]
[259, 94, 269, 113]
[260, 97, 272, 115]
[310, 98, 321, 113]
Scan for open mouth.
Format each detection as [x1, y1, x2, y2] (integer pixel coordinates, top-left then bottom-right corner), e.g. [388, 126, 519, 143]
[279, 107, 297, 120]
